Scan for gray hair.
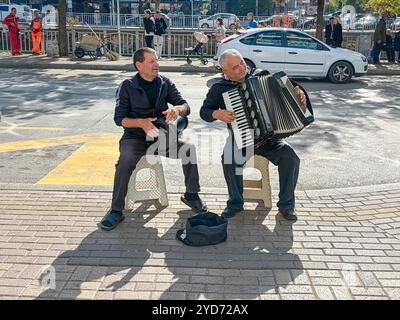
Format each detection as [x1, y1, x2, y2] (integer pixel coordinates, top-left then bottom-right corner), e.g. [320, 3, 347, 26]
[218, 48, 243, 70]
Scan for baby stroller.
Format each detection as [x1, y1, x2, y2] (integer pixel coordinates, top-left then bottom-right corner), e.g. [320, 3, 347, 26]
[185, 31, 210, 65]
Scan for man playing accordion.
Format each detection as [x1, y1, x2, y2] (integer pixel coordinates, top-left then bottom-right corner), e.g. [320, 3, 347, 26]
[200, 49, 312, 222]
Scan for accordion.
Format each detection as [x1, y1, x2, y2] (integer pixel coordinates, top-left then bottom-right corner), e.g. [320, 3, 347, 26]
[223, 71, 314, 149]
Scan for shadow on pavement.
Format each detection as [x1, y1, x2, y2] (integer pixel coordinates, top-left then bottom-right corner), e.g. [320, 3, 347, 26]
[36, 200, 303, 300]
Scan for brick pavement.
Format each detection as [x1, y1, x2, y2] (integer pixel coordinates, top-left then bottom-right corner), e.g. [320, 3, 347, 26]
[0, 183, 399, 300]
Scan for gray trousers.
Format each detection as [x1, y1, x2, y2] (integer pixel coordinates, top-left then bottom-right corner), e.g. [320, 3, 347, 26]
[111, 137, 200, 211]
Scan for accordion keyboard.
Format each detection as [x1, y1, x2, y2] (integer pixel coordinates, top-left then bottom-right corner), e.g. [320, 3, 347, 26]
[223, 88, 255, 150]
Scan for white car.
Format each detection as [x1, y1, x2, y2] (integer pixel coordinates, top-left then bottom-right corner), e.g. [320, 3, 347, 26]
[214, 27, 368, 83]
[394, 17, 400, 30]
[199, 13, 239, 30]
[0, 4, 30, 22]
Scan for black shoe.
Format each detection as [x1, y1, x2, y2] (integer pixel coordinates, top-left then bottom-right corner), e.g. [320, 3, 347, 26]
[279, 208, 298, 222]
[221, 207, 243, 219]
[180, 196, 208, 213]
[99, 210, 125, 231]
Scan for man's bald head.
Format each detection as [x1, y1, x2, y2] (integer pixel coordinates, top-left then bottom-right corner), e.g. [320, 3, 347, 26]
[219, 49, 243, 69]
[218, 49, 248, 83]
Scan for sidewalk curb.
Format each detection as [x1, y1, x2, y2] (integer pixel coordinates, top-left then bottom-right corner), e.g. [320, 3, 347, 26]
[0, 61, 218, 73]
[1, 60, 400, 75]
[1, 182, 399, 197]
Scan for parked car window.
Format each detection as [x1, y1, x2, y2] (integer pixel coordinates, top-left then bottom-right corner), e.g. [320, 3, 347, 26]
[286, 31, 320, 50]
[254, 31, 282, 47]
[240, 34, 256, 45]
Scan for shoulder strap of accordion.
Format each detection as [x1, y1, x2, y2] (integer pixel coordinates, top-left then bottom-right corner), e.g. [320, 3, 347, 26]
[251, 68, 270, 77]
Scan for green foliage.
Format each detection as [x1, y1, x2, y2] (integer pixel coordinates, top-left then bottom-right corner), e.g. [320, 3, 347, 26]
[365, 0, 400, 15]
[323, 0, 370, 13]
[226, 0, 274, 16]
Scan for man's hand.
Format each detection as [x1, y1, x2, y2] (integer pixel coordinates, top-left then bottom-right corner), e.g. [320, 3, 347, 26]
[141, 118, 159, 138]
[212, 110, 236, 123]
[162, 105, 187, 123]
[294, 86, 307, 107]
[162, 107, 179, 124]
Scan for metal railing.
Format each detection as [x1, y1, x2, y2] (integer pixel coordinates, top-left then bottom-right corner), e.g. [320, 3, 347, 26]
[0, 25, 376, 58]
[7, 11, 395, 31]
[0, 26, 221, 57]
[65, 13, 399, 31]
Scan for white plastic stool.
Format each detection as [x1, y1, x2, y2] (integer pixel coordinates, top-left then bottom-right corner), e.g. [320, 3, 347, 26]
[125, 155, 169, 208]
[243, 155, 272, 208]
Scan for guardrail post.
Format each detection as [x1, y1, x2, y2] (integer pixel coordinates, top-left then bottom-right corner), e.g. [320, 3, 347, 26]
[135, 30, 139, 52]
[167, 29, 171, 58]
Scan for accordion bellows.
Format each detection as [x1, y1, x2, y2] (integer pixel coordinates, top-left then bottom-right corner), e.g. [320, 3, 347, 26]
[223, 71, 314, 149]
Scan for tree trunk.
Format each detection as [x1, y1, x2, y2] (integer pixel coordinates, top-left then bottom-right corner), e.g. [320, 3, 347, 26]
[58, 0, 68, 57]
[315, 0, 325, 41]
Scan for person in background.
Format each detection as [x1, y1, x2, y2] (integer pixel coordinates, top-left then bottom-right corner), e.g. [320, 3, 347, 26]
[371, 12, 389, 64]
[325, 17, 335, 46]
[394, 28, 400, 63]
[143, 9, 155, 48]
[273, 15, 283, 27]
[154, 10, 168, 59]
[2, 8, 22, 56]
[213, 17, 226, 49]
[30, 10, 43, 56]
[384, 29, 396, 63]
[333, 17, 343, 47]
[246, 12, 258, 29]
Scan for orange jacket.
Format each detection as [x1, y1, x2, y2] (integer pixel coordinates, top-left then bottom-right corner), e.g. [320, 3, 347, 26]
[31, 18, 42, 32]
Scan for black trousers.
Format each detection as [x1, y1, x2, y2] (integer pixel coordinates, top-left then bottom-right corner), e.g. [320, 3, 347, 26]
[222, 135, 300, 211]
[145, 35, 153, 48]
[111, 137, 200, 211]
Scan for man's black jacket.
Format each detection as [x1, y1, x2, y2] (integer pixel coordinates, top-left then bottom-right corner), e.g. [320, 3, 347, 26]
[114, 73, 189, 139]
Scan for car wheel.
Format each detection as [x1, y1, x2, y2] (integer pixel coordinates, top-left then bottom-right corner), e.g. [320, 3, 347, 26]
[201, 23, 209, 28]
[74, 47, 85, 59]
[244, 59, 256, 70]
[328, 61, 353, 83]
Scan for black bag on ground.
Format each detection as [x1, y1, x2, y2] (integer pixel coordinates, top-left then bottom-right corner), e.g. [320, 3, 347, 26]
[176, 212, 228, 246]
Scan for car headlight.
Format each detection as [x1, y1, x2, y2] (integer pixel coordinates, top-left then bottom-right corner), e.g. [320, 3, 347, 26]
[361, 56, 367, 62]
